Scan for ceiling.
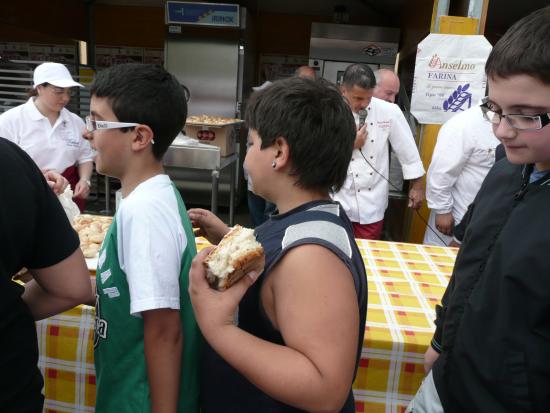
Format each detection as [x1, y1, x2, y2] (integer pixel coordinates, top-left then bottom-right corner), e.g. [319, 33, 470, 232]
[95, 0, 548, 37]
[95, 0, 404, 19]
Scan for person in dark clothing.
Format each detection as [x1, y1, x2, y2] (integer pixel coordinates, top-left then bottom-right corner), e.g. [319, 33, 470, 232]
[408, 6, 550, 413]
[0, 138, 92, 413]
[188, 77, 368, 412]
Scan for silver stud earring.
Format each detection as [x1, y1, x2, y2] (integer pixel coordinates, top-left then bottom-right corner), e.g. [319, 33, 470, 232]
[272, 160, 277, 168]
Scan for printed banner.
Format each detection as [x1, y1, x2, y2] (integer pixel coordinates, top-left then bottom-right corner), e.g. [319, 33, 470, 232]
[0, 42, 30, 60]
[143, 48, 164, 66]
[0, 42, 75, 64]
[411, 34, 492, 124]
[95, 46, 144, 70]
[28, 44, 76, 64]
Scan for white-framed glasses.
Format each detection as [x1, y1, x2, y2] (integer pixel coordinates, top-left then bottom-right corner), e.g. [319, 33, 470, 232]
[85, 116, 139, 133]
[480, 97, 550, 131]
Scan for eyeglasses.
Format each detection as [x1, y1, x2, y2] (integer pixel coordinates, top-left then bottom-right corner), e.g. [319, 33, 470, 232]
[480, 97, 550, 131]
[85, 116, 139, 133]
[48, 86, 76, 98]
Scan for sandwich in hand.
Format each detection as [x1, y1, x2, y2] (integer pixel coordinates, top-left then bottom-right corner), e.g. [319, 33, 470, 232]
[204, 225, 265, 291]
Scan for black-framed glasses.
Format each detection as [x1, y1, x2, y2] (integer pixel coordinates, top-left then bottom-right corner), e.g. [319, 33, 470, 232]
[480, 97, 550, 131]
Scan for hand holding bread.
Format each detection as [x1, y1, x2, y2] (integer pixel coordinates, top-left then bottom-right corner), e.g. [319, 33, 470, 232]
[188, 225, 264, 338]
[204, 225, 265, 291]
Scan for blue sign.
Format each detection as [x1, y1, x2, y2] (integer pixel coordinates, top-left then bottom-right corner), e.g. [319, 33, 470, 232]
[166, 2, 240, 28]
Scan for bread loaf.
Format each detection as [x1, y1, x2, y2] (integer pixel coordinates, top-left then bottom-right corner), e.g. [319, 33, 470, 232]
[204, 225, 265, 291]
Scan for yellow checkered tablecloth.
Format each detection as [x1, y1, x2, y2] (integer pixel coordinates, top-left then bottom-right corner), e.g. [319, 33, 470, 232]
[36, 306, 96, 413]
[353, 240, 455, 413]
[36, 239, 455, 413]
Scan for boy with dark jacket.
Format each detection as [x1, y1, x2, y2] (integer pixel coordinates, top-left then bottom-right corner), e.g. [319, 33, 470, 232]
[410, 6, 550, 413]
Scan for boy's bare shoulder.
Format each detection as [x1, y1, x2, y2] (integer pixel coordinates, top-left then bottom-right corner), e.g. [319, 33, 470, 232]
[270, 243, 353, 289]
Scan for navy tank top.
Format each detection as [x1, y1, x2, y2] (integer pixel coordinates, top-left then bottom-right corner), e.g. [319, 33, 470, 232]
[201, 200, 368, 412]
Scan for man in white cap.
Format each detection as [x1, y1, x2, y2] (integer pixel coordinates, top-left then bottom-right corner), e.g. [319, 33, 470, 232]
[0, 62, 94, 211]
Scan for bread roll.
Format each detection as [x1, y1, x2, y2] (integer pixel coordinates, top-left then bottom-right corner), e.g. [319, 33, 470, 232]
[73, 214, 113, 259]
[204, 225, 265, 291]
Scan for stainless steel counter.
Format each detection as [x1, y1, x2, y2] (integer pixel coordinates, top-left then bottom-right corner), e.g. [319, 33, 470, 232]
[164, 142, 239, 225]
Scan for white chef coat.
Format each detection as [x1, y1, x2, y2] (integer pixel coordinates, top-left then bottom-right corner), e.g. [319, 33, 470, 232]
[423, 105, 499, 246]
[0, 98, 94, 173]
[332, 97, 425, 224]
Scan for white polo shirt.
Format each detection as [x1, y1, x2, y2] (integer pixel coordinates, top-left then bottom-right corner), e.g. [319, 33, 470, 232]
[332, 97, 425, 225]
[0, 98, 94, 172]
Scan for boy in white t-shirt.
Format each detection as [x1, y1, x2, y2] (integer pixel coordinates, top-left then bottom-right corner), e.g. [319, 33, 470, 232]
[84, 64, 201, 412]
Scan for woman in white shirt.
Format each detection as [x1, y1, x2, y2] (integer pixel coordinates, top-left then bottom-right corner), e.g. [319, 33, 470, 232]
[0, 62, 94, 211]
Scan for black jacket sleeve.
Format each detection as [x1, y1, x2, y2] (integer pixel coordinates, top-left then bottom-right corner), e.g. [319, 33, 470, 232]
[431, 271, 456, 353]
[451, 202, 475, 244]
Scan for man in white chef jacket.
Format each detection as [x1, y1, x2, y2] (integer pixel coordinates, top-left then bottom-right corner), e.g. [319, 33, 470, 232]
[332, 63, 425, 240]
[423, 105, 500, 246]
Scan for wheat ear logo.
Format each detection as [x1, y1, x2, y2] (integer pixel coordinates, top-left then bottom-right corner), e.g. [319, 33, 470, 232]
[443, 84, 472, 112]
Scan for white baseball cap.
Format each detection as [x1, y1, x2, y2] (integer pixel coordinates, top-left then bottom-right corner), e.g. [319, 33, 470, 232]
[33, 62, 84, 89]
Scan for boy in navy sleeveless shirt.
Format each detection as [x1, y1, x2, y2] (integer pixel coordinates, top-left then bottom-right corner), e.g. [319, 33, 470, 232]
[188, 77, 368, 412]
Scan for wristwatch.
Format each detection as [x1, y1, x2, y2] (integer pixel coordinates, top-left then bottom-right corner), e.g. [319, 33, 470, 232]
[84, 178, 91, 187]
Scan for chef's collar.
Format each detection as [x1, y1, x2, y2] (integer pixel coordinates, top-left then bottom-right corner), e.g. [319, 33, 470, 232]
[25, 97, 70, 124]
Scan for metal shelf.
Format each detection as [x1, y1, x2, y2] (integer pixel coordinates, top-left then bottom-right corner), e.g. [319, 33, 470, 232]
[164, 143, 239, 225]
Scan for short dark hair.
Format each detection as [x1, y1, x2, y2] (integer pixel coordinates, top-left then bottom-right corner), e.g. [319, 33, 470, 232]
[485, 6, 550, 85]
[341, 63, 376, 90]
[245, 77, 356, 193]
[90, 63, 188, 160]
